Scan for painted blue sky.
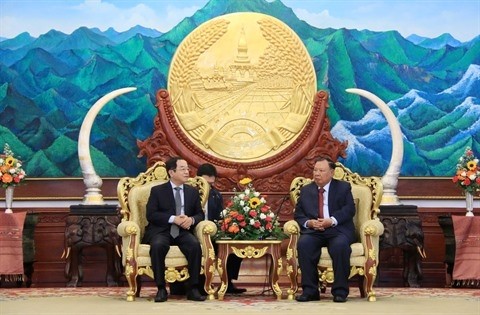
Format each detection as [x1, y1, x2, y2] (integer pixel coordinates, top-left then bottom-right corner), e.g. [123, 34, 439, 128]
[1, 0, 479, 41]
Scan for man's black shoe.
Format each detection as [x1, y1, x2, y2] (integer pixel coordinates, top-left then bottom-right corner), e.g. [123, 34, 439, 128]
[333, 295, 347, 303]
[226, 284, 247, 294]
[186, 288, 206, 301]
[295, 293, 320, 302]
[154, 287, 168, 302]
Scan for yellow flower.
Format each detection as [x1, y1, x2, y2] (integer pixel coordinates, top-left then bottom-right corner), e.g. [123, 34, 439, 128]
[249, 197, 261, 209]
[467, 160, 477, 171]
[5, 156, 15, 167]
[239, 177, 252, 185]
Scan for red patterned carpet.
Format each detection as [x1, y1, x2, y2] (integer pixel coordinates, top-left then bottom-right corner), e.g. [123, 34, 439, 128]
[1, 286, 479, 300]
[1, 286, 479, 315]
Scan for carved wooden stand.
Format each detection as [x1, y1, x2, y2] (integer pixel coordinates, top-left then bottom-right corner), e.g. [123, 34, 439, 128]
[379, 205, 425, 287]
[63, 205, 121, 287]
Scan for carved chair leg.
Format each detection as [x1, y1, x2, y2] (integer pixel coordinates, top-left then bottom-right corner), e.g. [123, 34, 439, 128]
[125, 264, 138, 301]
[364, 272, 376, 301]
[285, 264, 299, 300]
[358, 276, 366, 298]
[136, 276, 142, 297]
[204, 267, 215, 300]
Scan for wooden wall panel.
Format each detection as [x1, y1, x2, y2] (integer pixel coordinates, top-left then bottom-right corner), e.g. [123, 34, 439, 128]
[8, 177, 470, 202]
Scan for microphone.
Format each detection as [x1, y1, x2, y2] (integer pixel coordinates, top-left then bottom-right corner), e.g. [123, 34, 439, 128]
[274, 194, 290, 215]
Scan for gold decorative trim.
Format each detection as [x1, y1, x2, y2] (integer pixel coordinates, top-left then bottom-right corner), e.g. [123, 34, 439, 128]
[231, 245, 268, 258]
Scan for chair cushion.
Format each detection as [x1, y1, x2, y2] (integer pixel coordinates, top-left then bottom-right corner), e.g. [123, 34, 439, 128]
[138, 244, 188, 267]
[318, 242, 365, 267]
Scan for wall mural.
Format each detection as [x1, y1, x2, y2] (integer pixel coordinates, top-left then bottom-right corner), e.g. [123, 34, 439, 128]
[0, 0, 479, 178]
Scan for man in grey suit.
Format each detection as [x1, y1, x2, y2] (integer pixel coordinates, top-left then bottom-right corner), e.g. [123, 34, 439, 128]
[295, 156, 356, 303]
[142, 157, 206, 302]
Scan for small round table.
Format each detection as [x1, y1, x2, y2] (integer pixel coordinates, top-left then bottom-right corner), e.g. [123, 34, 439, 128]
[216, 239, 283, 300]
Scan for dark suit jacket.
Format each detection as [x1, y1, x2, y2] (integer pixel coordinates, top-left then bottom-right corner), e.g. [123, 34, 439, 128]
[206, 186, 224, 221]
[143, 181, 205, 243]
[294, 179, 356, 242]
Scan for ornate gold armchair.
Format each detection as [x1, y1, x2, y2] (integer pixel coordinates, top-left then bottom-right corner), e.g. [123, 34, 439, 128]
[116, 161, 217, 301]
[283, 162, 384, 301]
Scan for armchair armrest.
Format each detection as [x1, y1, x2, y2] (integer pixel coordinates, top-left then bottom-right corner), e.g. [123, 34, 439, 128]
[359, 219, 384, 244]
[117, 220, 141, 238]
[194, 220, 217, 241]
[117, 220, 141, 265]
[194, 220, 217, 259]
[359, 218, 384, 262]
[283, 220, 300, 236]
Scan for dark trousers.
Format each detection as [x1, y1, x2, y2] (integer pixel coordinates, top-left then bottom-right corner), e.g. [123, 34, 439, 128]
[149, 231, 202, 289]
[297, 229, 352, 298]
[170, 242, 243, 295]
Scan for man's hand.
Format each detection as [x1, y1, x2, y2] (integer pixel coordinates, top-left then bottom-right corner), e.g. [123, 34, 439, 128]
[174, 215, 193, 230]
[309, 218, 333, 231]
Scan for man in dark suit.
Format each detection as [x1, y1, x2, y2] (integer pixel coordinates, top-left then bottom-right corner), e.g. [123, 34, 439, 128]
[294, 156, 356, 303]
[142, 157, 206, 302]
[197, 163, 246, 294]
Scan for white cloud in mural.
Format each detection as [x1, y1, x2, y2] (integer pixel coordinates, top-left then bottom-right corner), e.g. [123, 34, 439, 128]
[286, 0, 479, 42]
[0, 0, 478, 41]
[0, 0, 201, 38]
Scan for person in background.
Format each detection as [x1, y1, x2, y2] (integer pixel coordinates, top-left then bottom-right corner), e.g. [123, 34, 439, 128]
[197, 163, 247, 294]
[142, 157, 206, 302]
[294, 156, 356, 303]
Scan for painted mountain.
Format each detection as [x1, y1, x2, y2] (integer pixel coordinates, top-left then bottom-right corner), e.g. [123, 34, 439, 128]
[0, 0, 479, 177]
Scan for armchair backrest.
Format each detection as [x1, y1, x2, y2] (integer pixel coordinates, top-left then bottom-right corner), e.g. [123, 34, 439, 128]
[289, 162, 383, 241]
[117, 161, 210, 238]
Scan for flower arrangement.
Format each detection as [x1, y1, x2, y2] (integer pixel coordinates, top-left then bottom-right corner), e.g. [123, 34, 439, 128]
[215, 178, 286, 240]
[452, 147, 480, 195]
[0, 143, 26, 188]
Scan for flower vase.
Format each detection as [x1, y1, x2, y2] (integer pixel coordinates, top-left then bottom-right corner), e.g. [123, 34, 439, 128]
[465, 191, 474, 217]
[5, 186, 14, 214]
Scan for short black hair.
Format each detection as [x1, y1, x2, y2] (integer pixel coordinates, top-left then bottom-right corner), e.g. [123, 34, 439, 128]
[165, 157, 184, 177]
[315, 156, 336, 170]
[197, 163, 217, 177]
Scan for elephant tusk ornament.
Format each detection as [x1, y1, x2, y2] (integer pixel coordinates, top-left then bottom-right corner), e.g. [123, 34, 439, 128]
[78, 87, 137, 205]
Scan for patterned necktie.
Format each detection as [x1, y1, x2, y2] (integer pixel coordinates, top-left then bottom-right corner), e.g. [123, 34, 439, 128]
[170, 187, 182, 238]
[318, 187, 325, 219]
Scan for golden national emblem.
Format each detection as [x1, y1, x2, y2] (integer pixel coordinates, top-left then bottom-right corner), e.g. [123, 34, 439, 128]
[168, 12, 316, 162]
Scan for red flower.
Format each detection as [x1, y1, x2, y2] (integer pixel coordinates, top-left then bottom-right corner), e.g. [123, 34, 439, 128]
[249, 210, 257, 217]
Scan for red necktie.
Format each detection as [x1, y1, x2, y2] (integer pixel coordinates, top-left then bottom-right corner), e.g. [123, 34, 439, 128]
[318, 187, 325, 219]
